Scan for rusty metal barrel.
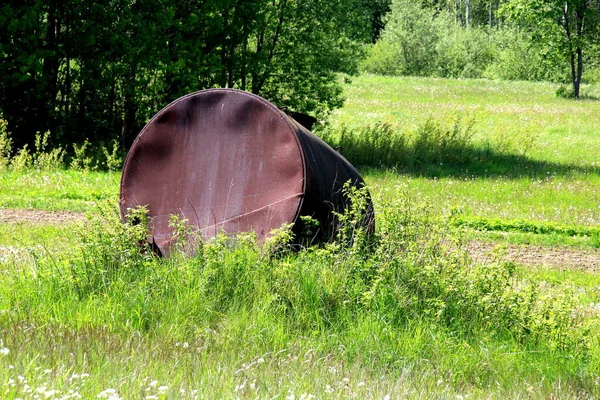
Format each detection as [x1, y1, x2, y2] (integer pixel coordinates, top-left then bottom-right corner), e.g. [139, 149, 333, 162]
[120, 89, 373, 255]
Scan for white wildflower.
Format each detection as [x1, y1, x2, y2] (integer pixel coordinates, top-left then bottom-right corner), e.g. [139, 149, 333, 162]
[97, 388, 122, 399]
[157, 386, 168, 394]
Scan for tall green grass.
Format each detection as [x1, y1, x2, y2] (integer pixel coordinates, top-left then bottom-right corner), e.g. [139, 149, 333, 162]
[1, 190, 599, 398]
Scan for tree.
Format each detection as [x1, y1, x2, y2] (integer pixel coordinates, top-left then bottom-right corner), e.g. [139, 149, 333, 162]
[502, 0, 600, 98]
[0, 0, 371, 150]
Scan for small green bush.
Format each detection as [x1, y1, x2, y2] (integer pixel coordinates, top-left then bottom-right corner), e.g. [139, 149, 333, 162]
[33, 131, 65, 171]
[71, 140, 94, 171]
[556, 84, 576, 99]
[0, 117, 11, 170]
[101, 140, 123, 172]
[10, 145, 33, 172]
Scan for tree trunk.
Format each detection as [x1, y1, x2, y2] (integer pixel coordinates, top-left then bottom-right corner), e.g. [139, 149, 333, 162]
[569, 51, 578, 98]
[466, 0, 470, 28]
[41, 0, 61, 133]
[227, 44, 236, 88]
[575, 47, 583, 98]
[573, 4, 585, 99]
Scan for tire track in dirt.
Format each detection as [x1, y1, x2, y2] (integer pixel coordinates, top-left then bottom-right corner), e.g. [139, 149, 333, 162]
[0, 208, 85, 225]
[467, 241, 600, 273]
[1, 208, 599, 272]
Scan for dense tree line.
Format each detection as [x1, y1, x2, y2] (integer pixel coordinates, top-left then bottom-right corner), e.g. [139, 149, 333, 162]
[0, 0, 381, 149]
[363, 0, 600, 98]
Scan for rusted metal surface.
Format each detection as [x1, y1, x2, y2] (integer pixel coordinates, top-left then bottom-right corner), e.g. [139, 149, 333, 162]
[120, 89, 373, 255]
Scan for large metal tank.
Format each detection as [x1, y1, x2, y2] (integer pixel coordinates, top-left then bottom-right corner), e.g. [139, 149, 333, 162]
[120, 89, 373, 255]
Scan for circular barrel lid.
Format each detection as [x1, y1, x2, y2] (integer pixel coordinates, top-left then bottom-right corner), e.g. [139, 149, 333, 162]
[120, 89, 306, 255]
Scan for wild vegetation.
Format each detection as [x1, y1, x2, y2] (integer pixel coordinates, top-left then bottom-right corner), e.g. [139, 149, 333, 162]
[1, 76, 600, 398]
[362, 0, 600, 98]
[0, 0, 378, 150]
[2, 0, 600, 397]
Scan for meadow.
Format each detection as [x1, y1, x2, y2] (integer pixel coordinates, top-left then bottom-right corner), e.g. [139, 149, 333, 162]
[1, 76, 600, 399]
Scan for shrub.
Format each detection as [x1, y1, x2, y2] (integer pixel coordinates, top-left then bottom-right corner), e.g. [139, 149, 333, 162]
[434, 15, 496, 79]
[362, 1, 572, 83]
[18, 189, 596, 356]
[71, 140, 94, 171]
[101, 140, 123, 172]
[361, 0, 439, 76]
[33, 131, 66, 171]
[318, 116, 476, 169]
[0, 117, 11, 170]
[556, 84, 576, 99]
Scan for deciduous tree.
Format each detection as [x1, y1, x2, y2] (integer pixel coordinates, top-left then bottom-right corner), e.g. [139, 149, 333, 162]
[502, 0, 600, 98]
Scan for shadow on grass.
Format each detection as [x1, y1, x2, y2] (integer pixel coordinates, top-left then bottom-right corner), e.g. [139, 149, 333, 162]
[320, 118, 599, 179]
[348, 147, 600, 179]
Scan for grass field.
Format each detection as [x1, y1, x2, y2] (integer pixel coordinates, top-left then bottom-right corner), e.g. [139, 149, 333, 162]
[327, 75, 600, 249]
[1, 76, 600, 398]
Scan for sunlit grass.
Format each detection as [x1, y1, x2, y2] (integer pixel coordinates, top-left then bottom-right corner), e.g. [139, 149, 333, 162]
[333, 76, 600, 169]
[1, 195, 599, 399]
[0, 170, 120, 212]
[1, 76, 600, 398]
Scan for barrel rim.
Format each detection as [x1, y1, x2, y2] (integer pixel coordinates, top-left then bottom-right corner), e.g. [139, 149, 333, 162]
[119, 88, 308, 238]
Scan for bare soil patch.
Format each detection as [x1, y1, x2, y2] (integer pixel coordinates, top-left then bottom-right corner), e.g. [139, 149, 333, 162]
[1, 208, 599, 272]
[0, 208, 85, 225]
[467, 241, 600, 273]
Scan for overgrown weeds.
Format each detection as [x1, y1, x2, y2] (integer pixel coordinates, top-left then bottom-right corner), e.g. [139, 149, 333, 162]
[319, 116, 477, 169]
[0, 120, 123, 172]
[5, 188, 598, 367]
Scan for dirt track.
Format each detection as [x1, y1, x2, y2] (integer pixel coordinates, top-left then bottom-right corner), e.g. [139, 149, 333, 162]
[0, 208, 86, 224]
[467, 241, 600, 273]
[1, 208, 599, 272]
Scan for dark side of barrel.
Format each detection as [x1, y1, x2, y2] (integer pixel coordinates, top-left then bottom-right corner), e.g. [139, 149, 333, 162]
[288, 118, 375, 244]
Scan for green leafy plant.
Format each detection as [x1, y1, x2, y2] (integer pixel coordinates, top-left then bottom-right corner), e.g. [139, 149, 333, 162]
[70, 140, 94, 171]
[101, 140, 123, 172]
[33, 131, 65, 171]
[0, 117, 11, 170]
[10, 145, 32, 172]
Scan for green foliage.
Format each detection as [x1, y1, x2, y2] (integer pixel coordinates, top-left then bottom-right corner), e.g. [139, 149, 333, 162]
[556, 84, 576, 99]
[33, 131, 65, 171]
[363, 0, 599, 85]
[0, 0, 373, 149]
[450, 215, 600, 238]
[363, 0, 439, 76]
[70, 140, 93, 172]
[319, 116, 476, 169]
[10, 145, 32, 173]
[362, 5, 501, 79]
[434, 15, 496, 78]
[500, 0, 600, 97]
[483, 27, 568, 82]
[101, 140, 123, 172]
[0, 117, 11, 170]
